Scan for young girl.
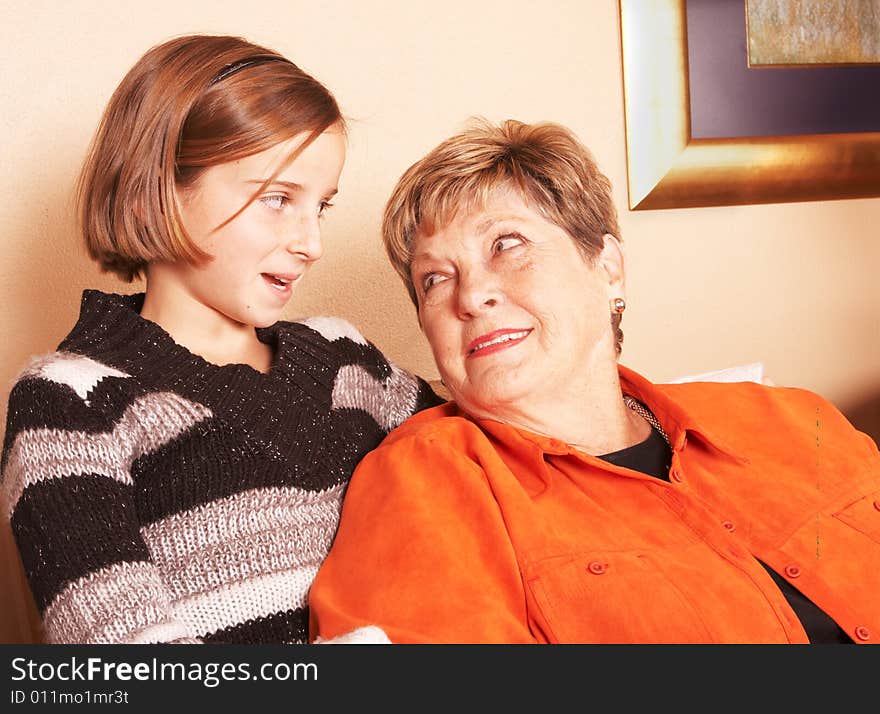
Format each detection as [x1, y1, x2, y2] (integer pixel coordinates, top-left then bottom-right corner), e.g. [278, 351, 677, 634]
[0, 34, 440, 644]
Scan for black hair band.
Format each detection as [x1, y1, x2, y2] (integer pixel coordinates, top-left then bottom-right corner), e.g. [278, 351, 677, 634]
[210, 55, 296, 85]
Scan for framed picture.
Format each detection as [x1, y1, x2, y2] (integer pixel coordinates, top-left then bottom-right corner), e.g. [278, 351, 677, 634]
[618, 0, 880, 210]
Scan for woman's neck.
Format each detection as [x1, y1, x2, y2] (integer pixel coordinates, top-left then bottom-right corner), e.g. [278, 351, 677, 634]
[462, 367, 651, 456]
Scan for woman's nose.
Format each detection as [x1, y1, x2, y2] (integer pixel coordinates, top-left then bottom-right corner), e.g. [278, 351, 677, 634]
[456, 269, 502, 318]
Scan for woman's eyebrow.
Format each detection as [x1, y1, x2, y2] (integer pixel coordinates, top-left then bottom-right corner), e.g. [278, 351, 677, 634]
[474, 214, 520, 234]
[410, 252, 435, 268]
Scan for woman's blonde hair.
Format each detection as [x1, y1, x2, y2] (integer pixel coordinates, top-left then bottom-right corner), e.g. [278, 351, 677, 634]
[382, 118, 624, 352]
[77, 34, 344, 281]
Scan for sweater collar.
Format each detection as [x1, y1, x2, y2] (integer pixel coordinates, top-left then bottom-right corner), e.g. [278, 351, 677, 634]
[58, 289, 337, 409]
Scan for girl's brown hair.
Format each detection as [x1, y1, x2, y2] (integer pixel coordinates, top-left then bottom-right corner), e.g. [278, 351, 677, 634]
[77, 34, 344, 281]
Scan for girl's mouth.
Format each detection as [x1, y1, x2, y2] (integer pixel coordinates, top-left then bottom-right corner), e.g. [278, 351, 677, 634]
[261, 273, 298, 295]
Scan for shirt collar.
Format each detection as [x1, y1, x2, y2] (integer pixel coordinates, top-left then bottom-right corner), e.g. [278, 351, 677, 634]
[618, 365, 747, 463]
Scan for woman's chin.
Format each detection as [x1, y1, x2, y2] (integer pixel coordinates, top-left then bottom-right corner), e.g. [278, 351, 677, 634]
[455, 380, 533, 416]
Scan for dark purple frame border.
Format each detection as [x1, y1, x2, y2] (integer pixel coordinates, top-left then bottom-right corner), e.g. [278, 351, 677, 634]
[686, 0, 880, 139]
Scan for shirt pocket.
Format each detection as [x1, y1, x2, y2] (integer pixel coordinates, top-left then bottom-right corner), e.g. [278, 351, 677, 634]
[525, 550, 713, 644]
[833, 489, 880, 543]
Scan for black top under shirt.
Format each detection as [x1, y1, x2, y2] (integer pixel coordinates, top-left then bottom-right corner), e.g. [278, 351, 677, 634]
[598, 427, 854, 644]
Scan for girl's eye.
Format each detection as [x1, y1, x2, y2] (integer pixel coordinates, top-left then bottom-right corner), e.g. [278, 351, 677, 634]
[318, 201, 334, 217]
[422, 273, 448, 293]
[492, 234, 524, 254]
[260, 194, 288, 211]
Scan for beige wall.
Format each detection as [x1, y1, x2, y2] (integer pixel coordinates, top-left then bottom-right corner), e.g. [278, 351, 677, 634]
[2, 0, 878, 643]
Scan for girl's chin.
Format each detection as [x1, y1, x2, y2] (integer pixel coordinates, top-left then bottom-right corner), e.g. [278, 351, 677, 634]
[251, 312, 284, 328]
[224, 305, 283, 330]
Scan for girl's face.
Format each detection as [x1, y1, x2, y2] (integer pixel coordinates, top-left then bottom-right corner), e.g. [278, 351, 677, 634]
[171, 127, 346, 329]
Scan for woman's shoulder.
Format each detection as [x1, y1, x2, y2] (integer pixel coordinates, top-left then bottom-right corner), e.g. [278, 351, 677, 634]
[346, 403, 496, 497]
[659, 377, 834, 414]
[375, 402, 484, 450]
[657, 379, 873, 454]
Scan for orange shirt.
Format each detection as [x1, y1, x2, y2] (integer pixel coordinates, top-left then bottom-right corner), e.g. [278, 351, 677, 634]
[309, 366, 880, 643]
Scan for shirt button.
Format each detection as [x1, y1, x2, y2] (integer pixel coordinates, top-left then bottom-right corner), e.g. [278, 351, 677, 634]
[587, 561, 607, 575]
[855, 626, 871, 641]
[670, 469, 684, 483]
[784, 564, 801, 578]
[721, 520, 736, 532]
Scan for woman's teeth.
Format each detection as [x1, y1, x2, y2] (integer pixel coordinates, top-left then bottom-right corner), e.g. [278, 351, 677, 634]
[471, 330, 530, 353]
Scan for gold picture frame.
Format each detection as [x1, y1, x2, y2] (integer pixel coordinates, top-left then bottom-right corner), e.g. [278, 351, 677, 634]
[618, 0, 880, 210]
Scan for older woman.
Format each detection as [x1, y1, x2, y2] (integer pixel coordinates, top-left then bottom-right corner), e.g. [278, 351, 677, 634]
[308, 119, 880, 644]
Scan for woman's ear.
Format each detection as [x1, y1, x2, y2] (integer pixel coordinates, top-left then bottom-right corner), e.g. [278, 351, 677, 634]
[598, 234, 625, 294]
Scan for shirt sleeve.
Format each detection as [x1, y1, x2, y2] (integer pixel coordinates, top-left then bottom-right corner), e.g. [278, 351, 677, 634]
[308, 428, 536, 643]
[1, 376, 201, 644]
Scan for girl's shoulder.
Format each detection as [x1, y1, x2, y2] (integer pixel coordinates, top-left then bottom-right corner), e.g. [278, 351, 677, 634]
[11, 350, 132, 404]
[278, 315, 443, 427]
[279, 315, 392, 370]
[3, 348, 164, 444]
[3, 351, 141, 441]
[289, 315, 370, 345]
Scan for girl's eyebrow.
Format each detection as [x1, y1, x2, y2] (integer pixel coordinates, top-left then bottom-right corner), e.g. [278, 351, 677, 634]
[245, 180, 339, 197]
[245, 179, 302, 190]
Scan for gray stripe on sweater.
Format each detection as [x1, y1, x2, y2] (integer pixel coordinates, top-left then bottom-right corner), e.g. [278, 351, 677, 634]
[142, 485, 345, 600]
[2, 392, 213, 519]
[43, 560, 192, 644]
[174, 565, 320, 638]
[332, 363, 420, 432]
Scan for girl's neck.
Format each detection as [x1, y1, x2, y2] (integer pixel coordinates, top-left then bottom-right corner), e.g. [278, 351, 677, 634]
[140, 274, 274, 373]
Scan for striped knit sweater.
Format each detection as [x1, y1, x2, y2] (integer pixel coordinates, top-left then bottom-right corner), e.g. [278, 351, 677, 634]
[1, 290, 441, 644]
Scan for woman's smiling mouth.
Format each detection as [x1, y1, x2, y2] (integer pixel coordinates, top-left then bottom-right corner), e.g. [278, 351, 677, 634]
[467, 328, 532, 358]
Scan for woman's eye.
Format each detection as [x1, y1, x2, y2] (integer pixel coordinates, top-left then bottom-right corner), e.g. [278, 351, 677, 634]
[492, 234, 523, 254]
[260, 195, 288, 211]
[318, 201, 334, 217]
[422, 273, 448, 293]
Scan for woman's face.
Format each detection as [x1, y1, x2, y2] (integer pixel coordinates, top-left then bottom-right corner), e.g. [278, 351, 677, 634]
[410, 186, 624, 417]
[172, 127, 346, 328]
